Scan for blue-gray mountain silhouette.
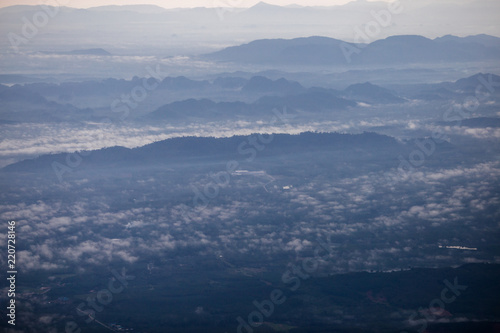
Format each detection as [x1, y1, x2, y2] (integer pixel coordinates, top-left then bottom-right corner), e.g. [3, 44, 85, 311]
[205, 35, 500, 66]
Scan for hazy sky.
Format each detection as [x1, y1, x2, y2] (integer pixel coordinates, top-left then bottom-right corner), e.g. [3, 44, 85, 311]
[0, 0, 390, 9]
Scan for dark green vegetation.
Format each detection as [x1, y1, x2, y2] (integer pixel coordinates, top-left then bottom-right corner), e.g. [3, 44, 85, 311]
[1, 130, 499, 332]
[2, 263, 499, 332]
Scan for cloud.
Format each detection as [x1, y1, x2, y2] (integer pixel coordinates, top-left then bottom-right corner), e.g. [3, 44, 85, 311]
[424, 124, 500, 140]
[17, 250, 61, 270]
[1, 154, 498, 273]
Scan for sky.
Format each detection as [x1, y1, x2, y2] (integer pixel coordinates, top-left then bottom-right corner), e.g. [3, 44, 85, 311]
[0, 0, 390, 9]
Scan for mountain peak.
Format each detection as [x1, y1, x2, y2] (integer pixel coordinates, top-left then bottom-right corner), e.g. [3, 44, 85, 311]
[248, 2, 283, 10]
[253, 1, 274, 7]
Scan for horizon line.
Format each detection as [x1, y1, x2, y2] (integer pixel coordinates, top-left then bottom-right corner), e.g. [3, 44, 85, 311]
[0, 0, 393, 10]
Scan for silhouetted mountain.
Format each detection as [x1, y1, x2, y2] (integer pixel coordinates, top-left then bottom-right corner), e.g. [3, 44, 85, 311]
[3, 132, 401, 173]
[145, 99, 251, 120]
[19, 76, 212, 103]
[445, 73, 500, 93]
[344, 82, 406, 104]
[246, 1, 285, 12]
[2, 2, 500, 57]
[435, 34, 500, 48]
[366, 35, 500, 65]
[0, 84, 95, 122]
[241, 76, 304, 95]
[204, 36, 355, 66]
[407, 73, 500, 100]
[159, 76, 211, 90]
[205, 35, 500, 66]
[0, 84, 47, 104]
[256, 90, 355, 111]
[67, 48, 111, 56]
[212, 77, 248, 89]
[412, 87, 457, 101]
[145, 83, 356, 120]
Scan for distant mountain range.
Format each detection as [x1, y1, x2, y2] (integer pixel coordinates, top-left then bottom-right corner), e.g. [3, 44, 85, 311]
[0, 75, 410, 122]
[344, 82, 406, 104]
[1, 2, 499, 55]
[408, 73, 500, 100]
[0, 84, 94, 122]
[241, 76, 304, 95]
[204, 34, 500, 67]
[203, 36, 351, 66]
[144, 79, 405, 121]
[443, 73, 500, 93]
[1, 72, 496, 123]
[145, 99, 254, 121]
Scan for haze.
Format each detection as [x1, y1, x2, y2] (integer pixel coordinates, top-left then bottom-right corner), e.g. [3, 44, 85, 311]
[1, 1, 500, 332]
[0, 0, 389, 9]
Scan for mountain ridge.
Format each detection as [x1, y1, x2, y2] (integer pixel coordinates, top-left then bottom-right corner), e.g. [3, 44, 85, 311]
[2, 132, 402, 173]
[204, 34, 500, 67]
